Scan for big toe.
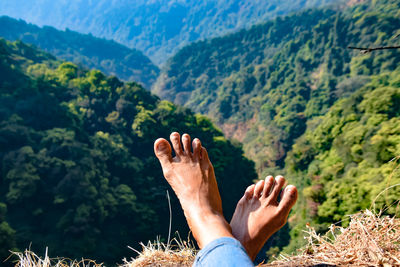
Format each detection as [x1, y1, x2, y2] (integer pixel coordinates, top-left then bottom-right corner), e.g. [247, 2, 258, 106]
[154, 138, 172, 165]
[279, 185, 298, 213]
[244, 184, 256, 200]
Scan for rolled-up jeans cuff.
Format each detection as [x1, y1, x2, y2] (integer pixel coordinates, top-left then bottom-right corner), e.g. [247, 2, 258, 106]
[193, 237, 254, 267]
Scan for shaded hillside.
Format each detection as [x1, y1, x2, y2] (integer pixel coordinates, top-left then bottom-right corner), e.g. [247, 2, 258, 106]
[153, 0, 400, 176]
[0, 16, 159, 89]
[0, 0, 336, 64]
[0, 39, 257, 265]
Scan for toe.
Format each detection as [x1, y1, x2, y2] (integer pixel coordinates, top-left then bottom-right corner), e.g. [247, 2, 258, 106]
[200, 147, 213, 169]
[182, 133, 192, 155]
[170, 132, 184, 157]
[154, 138, 173, 166]
[200, 146, 209, 162]
[278, 185, 298, 213]
[270, 175, 286, 201]
[254, 180, 265, 198]
[262, 175, 275, 198]
[244, 184, 256, 200]
[192, 138, 202, 160]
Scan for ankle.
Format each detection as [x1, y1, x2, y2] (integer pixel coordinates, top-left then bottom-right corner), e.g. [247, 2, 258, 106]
[185, 209, 233, 248]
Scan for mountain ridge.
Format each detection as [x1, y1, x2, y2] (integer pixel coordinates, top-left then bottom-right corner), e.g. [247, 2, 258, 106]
[0, 16, 159, 89]
[0, 0, 337, 64]
[153, 0, 400, 173]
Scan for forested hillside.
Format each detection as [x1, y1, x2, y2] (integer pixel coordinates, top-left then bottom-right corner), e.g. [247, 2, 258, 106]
[154, 0, 400, 174]
[0, 0, 336, 64]
[0, 39, 257, 265]
[153, 0, 400, 253]
[284, 69, 400, 251]
[0, 16, 159, 89]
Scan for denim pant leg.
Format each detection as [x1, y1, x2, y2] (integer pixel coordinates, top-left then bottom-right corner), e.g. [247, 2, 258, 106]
[193, 237, 254, 267]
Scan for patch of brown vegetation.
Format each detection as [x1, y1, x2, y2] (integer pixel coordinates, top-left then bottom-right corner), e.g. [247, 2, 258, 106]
[346, 0, 366, 7]
[221, 114, 256, 142]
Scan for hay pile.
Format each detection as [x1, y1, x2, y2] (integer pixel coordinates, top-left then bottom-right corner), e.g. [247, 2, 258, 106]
[121, 239, 195, 267]
[11, 210, 400, 267]
[9, 248, 101, 267]
[267, 210, 400, 266]
[122, 210, 400, 267]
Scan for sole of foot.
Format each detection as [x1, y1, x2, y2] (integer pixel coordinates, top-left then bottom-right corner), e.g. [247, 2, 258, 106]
[230, 175, 298, 260]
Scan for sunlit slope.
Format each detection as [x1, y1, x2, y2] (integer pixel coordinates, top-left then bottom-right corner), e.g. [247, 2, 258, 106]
[154, 0, 400, 253]
[283, 67, 400, 251]
[154, 0, 400, 176]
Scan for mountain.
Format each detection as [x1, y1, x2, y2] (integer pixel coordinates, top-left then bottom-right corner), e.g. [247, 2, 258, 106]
[153, 0, 400, 174]
[152, 0, 400, 252]
[0, 0, 337, 64]
[0, 39, 257, 265]
[0, 16, 159, 89]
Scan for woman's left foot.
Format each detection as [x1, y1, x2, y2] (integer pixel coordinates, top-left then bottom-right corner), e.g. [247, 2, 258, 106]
[230, 175, 298, 260]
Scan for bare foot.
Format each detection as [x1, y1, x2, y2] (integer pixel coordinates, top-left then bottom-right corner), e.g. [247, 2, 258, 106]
[154, 132, 233, 248]
[230, 175, 298, 260]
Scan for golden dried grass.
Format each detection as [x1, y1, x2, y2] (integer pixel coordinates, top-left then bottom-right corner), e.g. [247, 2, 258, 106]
[267, 210, 400, 267]
[9, 248, 102, 267]
[121, 238, 195, 267]
[10, 210, 399, 267]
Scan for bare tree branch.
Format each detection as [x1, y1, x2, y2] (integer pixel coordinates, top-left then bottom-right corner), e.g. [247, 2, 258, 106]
[348, 46, 400, 53]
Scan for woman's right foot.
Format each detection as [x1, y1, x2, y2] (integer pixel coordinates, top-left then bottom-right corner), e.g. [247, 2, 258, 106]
[230, 175, 298, 260]
[154, 132, 233, 248]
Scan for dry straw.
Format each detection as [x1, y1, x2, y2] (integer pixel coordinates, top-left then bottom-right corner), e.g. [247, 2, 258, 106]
[10, 209, 400, 267]
[121, 237, 196, 267]
[266, 210, 400, 266]
[9, 247, 101, 267]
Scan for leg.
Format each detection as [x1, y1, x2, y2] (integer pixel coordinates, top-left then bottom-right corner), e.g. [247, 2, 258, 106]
[154, 132, 233, 248]
[154, 132, 254, 266]
[230, 175, 298, 260]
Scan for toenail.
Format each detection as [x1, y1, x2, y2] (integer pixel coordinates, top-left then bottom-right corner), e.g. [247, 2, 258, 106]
[286, 185, 296, 193]
[157, 142, 167, 150]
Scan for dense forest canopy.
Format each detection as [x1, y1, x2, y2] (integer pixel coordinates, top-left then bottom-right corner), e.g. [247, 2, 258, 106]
[0, 16, 159, 89]
[0, 39, 257, 265]
[0, 0, 336, 64]
[153, 0, 400, 253]
[154, 0, 400, 175]
[0, 0, 399, 263]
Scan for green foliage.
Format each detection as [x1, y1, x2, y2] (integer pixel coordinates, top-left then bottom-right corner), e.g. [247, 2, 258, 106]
[286, 69, 400, 248]
[154, 0, 400, 174]
[0, 203, 16, 261]
[0, 39, 257, 264]
[153, 0, 400, 256]
[0, 16, 159, 89]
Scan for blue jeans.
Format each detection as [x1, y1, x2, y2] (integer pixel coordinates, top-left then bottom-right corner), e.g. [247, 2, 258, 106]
[193, 237, 254, 267]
